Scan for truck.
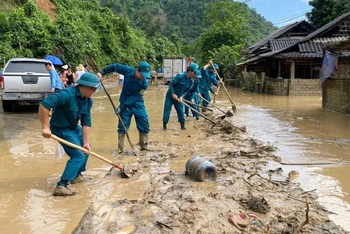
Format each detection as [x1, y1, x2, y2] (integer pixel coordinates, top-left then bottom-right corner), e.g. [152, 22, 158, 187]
[0, 58, 52, 112]
[163, 57, 186, 84]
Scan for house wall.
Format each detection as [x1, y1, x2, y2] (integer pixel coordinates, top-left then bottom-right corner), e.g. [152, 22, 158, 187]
[289, 79, 322, 96]
[263, 77, 322, 95]
[263, 78, 289, 95]
[322, 57, 350, 114]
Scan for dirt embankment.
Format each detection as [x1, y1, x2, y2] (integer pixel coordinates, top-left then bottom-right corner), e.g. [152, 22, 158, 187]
[35, 0, 56, 21]
[72, 109, 346, 234]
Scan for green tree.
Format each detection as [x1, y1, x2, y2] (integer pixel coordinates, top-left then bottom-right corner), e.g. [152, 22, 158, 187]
[194, 0, 246, 70]
[306, 0, 350, 28]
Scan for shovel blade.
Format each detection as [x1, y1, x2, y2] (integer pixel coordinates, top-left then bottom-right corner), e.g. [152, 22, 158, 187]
[226, 111, 234, 117]
[231, 104, 237, 113]
[120, 165, 133, 178]
[216, 115, 226, 120]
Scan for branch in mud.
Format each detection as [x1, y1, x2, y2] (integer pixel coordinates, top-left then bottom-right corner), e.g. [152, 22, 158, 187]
[320, 207, 338, 215]
[156, 221, 173, 230]
[265, 193, 290, 234]
[292, 197, 309, 234]
[230, 124, 246, 132]
[247, 173, 288, 186]
[266, 207, 285, 234]
[242, 177, 254, 187]
[301, 189, 316, 195]
[287, 195, 311, 204]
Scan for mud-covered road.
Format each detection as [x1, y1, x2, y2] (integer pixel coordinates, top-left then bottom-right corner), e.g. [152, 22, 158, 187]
[0, 80, 349, 233]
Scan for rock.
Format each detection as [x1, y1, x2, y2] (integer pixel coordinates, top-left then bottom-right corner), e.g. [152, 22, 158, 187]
[288, 170, 299, 182]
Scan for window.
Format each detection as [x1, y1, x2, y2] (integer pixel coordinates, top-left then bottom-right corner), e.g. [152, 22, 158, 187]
[5, 61, 49, 73]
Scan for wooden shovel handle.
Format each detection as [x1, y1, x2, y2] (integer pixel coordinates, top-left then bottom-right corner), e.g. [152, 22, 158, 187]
[183, 99, 213, 111]
[99, 80, 135, 151]
[213, 85, 221, 103]
[211, 65, 235, 105]
[196, 93, 227, 115]
[51, 134, 124, 170]
[181, 101, 216, 124]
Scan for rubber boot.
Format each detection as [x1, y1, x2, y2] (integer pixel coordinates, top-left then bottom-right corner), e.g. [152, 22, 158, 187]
[71, 173, 84, 184]
[53, 185, 77, 196]
[163, 121, 167, 131]
[139, 133, 148, 150]
[180, 122, 186, 130]
[53, 180, 78, 196]
[118, 134, 125, 154]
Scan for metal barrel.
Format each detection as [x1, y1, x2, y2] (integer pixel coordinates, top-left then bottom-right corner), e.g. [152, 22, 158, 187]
[185, 156, 217, 182]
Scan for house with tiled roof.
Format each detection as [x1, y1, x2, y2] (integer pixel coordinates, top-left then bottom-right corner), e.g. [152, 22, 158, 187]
[237, 11, 350, 98]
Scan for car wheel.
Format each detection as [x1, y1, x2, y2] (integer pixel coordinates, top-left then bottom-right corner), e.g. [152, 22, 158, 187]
[2, 100, 17, 112]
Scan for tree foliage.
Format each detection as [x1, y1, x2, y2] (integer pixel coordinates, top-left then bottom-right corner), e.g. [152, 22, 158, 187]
[306, 0, 350, 28]
[0, 0, 276, 72]
[193, 0, 247, 71]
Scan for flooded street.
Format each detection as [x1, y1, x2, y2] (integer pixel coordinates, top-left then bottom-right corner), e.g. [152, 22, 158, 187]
[0, 82, 349, 233]
[223, 89, 350, 231]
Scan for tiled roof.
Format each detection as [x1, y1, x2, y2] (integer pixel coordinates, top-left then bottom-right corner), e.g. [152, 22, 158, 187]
[311, 36, 350, 44]
[300, 12, 350, 42]
[339, 50, 350, 56]
[247, 21, 315, 53]
[298, 42, 324, 53]
[237, 11, 350, 66]
[279, 52, 323, 58]
[269, 39, 301, 51]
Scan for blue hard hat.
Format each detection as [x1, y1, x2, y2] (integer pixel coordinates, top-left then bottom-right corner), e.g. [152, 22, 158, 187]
[76, 73, 102, 89]
[210, 63, 219, 70]
[188, 63, 199, 72]
[195, 70, 202, 79]
[138, 61, 151, 79]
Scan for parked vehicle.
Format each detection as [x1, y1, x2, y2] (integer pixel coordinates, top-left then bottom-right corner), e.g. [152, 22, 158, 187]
[156, 68, 163, 79]
[163, 57, 186, 84]
[0, 58, 52, 112]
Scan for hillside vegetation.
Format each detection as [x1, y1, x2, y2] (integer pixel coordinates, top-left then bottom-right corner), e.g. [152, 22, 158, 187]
[0, 0, 276, 72]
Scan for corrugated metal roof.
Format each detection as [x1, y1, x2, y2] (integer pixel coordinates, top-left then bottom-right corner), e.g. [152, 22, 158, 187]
[298, 42, 324, 53]
[269, 39, 301, 51]
[279, 52, 323, 58]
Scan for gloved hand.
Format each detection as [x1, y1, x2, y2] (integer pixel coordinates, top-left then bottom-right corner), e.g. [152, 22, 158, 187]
[114, 107, 121, 115]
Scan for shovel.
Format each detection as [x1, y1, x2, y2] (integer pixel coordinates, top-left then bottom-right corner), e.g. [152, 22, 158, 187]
[183, 99, 213, 112]
[211, 64, 237, 112]
[99, 80, 136, 155]
[51, 134, 131, 178]
[196, 93, 233, 119]
[213, 85, 220, 104]
[180, 100, 216, 125]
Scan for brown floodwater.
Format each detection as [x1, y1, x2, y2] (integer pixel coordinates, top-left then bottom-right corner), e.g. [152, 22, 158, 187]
[0, 82, 349, 233]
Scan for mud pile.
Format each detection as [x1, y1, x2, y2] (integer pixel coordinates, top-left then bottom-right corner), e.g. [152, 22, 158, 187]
[73, 110, 345, 234]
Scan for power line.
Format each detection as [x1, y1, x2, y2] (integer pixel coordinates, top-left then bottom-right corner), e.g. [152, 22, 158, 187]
[273, 16, 308, 26]
[272, 11, 309, 23]
[272, 11, 309, 25]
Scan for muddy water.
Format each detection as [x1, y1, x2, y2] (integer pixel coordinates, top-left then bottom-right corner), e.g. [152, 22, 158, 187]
[219, 88, 350, 231]
[0, 82, 349, 233]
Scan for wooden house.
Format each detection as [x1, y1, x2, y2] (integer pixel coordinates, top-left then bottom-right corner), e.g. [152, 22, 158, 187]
[237, 12, 350, 96]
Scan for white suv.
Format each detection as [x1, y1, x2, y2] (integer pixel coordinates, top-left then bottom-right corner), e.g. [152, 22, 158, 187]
[0, 58, 52, 112]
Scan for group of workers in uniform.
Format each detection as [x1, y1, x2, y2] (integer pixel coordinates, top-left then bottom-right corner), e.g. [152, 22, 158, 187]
[38, 59, 222, 196]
